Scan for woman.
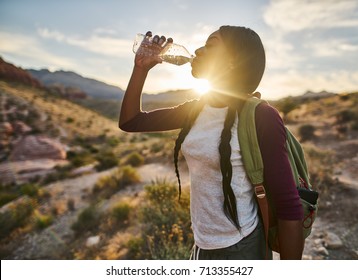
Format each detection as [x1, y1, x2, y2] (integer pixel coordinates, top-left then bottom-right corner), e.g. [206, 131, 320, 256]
[119, 26, 304, 260]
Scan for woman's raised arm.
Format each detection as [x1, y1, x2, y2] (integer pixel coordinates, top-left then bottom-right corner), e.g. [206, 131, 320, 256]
[119, 33, 199, 132]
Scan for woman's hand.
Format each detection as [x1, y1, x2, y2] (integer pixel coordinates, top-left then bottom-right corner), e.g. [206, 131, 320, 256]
[134, 31, 173, 71]
[120, 32, 173, 127]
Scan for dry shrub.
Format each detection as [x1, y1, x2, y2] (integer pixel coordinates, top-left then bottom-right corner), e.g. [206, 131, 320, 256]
[125, 180, 193, 260]
[92, 166, 140, 200]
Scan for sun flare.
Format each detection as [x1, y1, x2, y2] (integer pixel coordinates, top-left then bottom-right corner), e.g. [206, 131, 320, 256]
[192, 79, 211, 95]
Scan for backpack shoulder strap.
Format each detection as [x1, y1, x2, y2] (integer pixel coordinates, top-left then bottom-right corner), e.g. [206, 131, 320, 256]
[238, 98, 311, 189]
[238, 97, 270, 259]
[238, 97, 267, 186]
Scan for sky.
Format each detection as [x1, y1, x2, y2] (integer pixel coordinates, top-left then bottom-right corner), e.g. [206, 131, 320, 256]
[0, 0, 357, 99]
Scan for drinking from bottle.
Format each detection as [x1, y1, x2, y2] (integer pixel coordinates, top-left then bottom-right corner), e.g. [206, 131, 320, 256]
[133, 33, 194, 66]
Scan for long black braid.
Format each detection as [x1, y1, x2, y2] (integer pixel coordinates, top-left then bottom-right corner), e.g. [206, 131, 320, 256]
[219, 106, 240, 230]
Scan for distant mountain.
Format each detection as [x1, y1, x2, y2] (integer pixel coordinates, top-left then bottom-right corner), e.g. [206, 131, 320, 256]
[26, 67, 201, 117]
[301, 90, 336, 100]
[27, 69, 124, 100]
[142, 89, 200, 106]
[0, 57, 42, 88]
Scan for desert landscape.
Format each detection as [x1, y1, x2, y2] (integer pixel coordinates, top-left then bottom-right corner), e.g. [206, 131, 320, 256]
[0, 57, 357, 260]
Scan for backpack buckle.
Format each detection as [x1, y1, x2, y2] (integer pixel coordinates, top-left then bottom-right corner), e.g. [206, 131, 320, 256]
[254, 185, 266, 199]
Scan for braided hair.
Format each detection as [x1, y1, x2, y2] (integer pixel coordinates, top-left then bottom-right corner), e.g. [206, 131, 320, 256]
[218, 105, 240, 229]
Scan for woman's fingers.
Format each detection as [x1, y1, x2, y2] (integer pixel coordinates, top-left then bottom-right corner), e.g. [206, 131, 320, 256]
[158, 36, 166, 46]
[152, 35, 160, 44]
[162, 37, 173, 48]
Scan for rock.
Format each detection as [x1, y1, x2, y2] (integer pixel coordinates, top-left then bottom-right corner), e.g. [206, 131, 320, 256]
[71, 164, 96, 176]
[0, 57, 42, 87]
[324, 232, 343, 249]
[0, 158, 68, 185]
[9, 135, 66, 161]
[12, 121, 32, 134]
[316, 246, 329, 256]
[86, 235, 100, 247]
[314, 238, 323, 246]
[0, 122, 13, 136]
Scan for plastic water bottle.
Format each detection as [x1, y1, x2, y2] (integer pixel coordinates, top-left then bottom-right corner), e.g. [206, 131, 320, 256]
[132, 33, 194, 66]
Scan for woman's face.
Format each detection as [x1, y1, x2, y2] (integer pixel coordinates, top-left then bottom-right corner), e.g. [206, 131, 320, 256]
[191, 30, 232, 84]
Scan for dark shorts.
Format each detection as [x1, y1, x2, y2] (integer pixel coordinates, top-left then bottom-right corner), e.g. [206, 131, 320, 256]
[190, 221, 272, 260]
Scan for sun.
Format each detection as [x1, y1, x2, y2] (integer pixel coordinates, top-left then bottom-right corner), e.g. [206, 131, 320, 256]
[192, 79, 211, 95]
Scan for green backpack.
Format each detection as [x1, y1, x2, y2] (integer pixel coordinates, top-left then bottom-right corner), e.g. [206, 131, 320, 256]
[238, 97, 319, 254]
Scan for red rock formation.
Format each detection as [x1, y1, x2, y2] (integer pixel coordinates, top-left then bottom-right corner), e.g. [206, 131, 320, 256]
[9, 135, 66, 161]
[0, 57, 42, 87]
[12, 121, 32, 134]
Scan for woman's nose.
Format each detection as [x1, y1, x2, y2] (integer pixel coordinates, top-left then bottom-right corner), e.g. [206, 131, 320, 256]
[195, 47, 204, 56]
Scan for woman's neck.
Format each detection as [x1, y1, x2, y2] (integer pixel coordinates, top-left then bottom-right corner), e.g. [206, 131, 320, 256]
[203, 91, 243, 108]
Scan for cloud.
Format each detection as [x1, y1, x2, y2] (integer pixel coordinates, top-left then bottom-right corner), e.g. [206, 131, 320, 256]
[264, 0, 358, 32]
[263, 35, 302, 70]
[0, 31, 75, 69]
[260, 69, 358, 98]
[304, 38, 358, 57]
[37, 27, 132, 58]
[261, 0, 358, 96]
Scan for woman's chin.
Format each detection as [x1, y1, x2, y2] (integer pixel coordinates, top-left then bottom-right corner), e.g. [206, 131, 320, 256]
[191, 69, 206, 79]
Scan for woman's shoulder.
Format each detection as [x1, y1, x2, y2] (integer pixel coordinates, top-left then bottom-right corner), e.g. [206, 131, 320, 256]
[174, 98, 205, 116]
[254, 101, 286, 139]
[255, 101, 282, 123]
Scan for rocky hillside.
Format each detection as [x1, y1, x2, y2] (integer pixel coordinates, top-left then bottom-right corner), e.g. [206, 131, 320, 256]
[0, 78, 130, 186]
[0, 57, 42, 88]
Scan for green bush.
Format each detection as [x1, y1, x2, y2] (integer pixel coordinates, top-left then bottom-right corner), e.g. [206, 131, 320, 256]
[71, 205, 101, 235]
[121, 166, 141, 186]
[92, 166, 140, 200]
[66, 117, 74, 123]
[298, 124, 316, 142]
[150, 142, 164, 153]
[304, 145, 334, 195]
[0, 199, 34, 239]
[106, 136, 120, 147]
[68, 151, 96, 168]
[0, 192, 19, 207]
[336, 109, 356, 124]
[126, 237, 147, 259]
[95, 151, 119, 171]
[34, 212, 53, 229]
[125, 152, 144, 167]
[275, 97, 299, 119]
[111, 202, 131, 223]
[20, 183, 39, 197]
[126, 180, 193, 260]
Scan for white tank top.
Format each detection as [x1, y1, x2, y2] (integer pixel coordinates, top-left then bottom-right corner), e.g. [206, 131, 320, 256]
[181, 104, 258, 250]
